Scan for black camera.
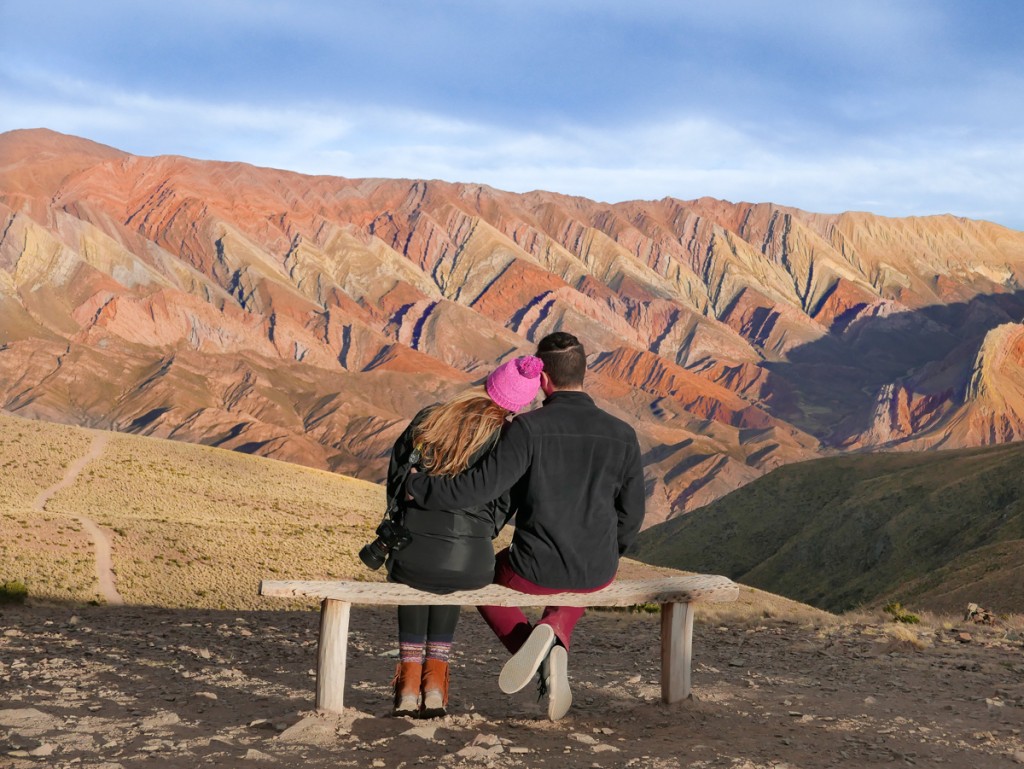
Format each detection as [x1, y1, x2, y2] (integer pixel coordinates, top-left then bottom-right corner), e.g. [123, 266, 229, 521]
[359, 514, 413, 570]
[360, 448, 420, 570]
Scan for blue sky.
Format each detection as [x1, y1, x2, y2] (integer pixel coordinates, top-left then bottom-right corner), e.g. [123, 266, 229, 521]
[2, 0, 1023, 229]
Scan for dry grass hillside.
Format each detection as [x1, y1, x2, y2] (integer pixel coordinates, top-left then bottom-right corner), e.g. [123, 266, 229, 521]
[1, 409, 828, 626]
[0, 411, 384, 609]
[0, 414, 96, 602]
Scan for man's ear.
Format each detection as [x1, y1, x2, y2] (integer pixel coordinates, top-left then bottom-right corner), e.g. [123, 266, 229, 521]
[540, 371, 554, 394]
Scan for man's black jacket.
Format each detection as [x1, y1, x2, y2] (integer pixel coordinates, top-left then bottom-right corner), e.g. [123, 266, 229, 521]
[405, 390, 646, 590]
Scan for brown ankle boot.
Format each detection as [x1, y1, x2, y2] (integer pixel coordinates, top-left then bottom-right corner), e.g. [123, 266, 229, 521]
[420, 659, 449, 718]
[391, 661, 423, 717]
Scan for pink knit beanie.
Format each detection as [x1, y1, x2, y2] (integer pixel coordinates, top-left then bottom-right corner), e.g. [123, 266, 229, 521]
[486, 355, 544, 412]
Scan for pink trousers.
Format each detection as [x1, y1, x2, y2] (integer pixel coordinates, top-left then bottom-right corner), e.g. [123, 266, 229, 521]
[477, 548, 613, 652]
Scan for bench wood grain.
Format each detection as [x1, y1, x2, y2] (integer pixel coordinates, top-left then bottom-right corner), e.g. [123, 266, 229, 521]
[259, 575, 739, 713]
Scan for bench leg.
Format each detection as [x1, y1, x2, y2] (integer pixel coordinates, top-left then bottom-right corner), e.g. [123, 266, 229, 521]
[660, 601, 694, 703]
[316, 598, 351, 713]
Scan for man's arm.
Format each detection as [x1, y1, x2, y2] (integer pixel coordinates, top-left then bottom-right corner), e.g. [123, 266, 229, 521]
[488, 490, 514, 539]
[615, 437, 646, 555]
[406, 418, 532, 510]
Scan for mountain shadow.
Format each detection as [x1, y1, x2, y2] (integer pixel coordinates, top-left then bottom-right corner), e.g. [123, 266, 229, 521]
[760, 289, 1024, 445]
[633, 440, 1024, 613]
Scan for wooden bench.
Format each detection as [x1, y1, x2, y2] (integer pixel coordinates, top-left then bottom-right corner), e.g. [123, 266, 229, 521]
[259, 575, 739, 713]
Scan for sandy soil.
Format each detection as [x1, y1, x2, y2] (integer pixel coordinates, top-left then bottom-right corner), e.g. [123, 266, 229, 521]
[1, 602, 1022, 769]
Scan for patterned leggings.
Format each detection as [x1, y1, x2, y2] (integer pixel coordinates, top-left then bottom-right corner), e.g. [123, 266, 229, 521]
[397, 604, 460, 662]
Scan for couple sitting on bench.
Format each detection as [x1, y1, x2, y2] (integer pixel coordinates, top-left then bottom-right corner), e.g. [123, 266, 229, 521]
[377, 331, 645, 722]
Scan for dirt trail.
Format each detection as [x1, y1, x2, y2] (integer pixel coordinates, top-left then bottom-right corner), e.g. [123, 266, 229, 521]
[32, 431, 122, 605]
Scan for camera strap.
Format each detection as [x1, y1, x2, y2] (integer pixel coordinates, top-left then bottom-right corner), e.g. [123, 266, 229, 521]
[383, 446, 421, 524]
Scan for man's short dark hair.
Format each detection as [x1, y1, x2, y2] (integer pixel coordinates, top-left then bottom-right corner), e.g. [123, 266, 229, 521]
[536, 332, 586, 388]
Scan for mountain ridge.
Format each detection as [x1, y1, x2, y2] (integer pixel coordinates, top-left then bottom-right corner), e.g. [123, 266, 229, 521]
[3, 128, 1024, 526]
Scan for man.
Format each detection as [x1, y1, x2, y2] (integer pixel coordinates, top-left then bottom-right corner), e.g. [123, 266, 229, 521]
[405, 331, 646, 720]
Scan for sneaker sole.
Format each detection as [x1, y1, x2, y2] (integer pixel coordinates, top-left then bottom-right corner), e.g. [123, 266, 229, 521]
[499, 624, 556, 694]
[546, 645, 572, 721]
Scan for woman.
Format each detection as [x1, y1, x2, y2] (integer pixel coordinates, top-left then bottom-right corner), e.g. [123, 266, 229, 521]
[385, 355, 543, 718]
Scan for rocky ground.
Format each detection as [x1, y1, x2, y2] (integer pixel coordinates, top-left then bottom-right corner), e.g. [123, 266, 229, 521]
[1, 602, 1022, 769]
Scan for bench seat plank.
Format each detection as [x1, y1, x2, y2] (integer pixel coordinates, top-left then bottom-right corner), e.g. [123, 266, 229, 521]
[259, 575, 738, 606]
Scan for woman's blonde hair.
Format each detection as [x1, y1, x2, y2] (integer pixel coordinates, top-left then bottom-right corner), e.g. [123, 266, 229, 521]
[413, 387, 510, 476]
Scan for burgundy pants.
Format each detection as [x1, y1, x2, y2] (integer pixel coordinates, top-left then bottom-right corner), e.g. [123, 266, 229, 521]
[477, 548, 612, 653]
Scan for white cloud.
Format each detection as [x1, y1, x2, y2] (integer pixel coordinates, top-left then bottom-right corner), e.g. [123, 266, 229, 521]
[2, 67, 1022, 230]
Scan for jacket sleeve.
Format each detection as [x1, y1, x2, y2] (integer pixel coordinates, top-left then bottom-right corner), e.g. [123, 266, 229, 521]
[615, 434, 646, 555]
[488, 490, 514, 538]
[406, 418, 532, 510]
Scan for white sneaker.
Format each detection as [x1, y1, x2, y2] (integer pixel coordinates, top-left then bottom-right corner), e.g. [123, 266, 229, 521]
[545, 645, 572, 721]
[499, 624, 556, 694]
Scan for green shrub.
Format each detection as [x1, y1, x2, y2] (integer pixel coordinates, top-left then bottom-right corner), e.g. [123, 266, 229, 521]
[0, 579, 28, 604]
[883, 601, 920, 624]
[593, 603, 662, 615]
[629, 602, 662, 614]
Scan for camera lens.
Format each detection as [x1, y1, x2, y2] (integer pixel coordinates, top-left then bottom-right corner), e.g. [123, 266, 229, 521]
[359, 540, 388, 570]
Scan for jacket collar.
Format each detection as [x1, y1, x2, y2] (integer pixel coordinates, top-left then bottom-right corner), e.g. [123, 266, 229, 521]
[542, 389, 593, 406]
